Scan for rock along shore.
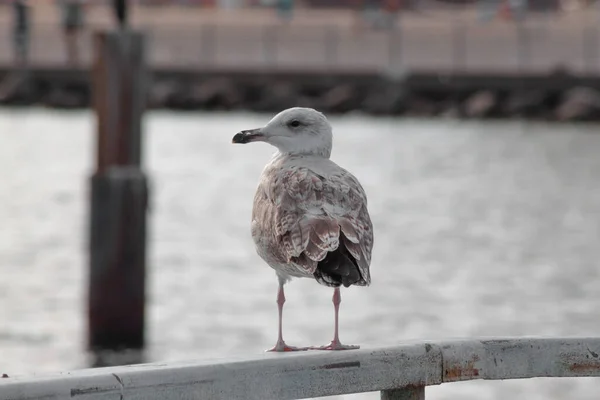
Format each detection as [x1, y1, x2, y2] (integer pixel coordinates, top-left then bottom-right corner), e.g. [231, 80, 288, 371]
[1, 66, 600, 122]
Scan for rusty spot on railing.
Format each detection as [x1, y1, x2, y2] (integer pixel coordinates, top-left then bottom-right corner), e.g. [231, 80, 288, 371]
[445, 355, 480, 381]
[569, 362, 600, 373]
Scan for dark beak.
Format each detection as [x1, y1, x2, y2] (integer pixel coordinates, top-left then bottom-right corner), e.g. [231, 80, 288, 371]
[232, 128, 264, 144]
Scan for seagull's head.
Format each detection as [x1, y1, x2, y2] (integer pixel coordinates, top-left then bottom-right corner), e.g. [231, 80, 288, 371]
[232, 107, 333, 158]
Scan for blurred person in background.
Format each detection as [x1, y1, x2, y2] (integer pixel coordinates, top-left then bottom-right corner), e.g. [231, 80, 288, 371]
[478, 0, 528, 21]
[58, 0, 87, 66]
[382, 0, 400, 29]
[352, 0, 364, 32]
[11, 0, 30, 68]
[276, 0, 294, 22]
[507, 0, 528, 20]
[353, 0, 382, 31]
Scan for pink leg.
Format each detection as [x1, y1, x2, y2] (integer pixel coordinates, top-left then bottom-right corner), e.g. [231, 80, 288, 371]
[266, 282, 308, 352]
[311, 287, 359, 351]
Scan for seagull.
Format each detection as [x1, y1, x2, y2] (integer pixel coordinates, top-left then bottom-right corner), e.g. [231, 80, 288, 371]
[232, 107, 373, 352]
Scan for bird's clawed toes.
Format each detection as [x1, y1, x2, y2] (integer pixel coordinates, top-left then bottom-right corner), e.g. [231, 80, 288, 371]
[310, 340, 360, 351]
[266, 340, 309, 352]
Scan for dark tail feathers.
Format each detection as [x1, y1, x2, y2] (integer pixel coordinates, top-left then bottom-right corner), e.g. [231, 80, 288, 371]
[314, 244, 362, 288]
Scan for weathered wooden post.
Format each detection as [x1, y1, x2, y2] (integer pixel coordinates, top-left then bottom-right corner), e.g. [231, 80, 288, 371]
[263, 25, 278, 66]
[88, 0, 150, 365]
[451, 22, 466, 72]
[200, 24, 217, 66]
[515, 20, 529, 73]
[582, 25, 598, 73]
[387, 19, 401, 72]
[324, 26, 339, 68]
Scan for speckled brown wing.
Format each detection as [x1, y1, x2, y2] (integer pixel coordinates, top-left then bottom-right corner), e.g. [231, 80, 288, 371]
[258, 163, 373, 284]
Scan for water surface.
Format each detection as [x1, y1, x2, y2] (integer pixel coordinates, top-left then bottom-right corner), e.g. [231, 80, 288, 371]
[1, 109, 599, 399]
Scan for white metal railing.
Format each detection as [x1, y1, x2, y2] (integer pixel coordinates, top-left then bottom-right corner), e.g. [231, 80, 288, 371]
[1, 337, 599, 399]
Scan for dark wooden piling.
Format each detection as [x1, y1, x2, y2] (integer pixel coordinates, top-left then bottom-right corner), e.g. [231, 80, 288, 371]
[88, 29, 149, 355]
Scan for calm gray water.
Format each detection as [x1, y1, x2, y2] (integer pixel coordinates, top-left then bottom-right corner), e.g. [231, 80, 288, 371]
[1, 109, 600, 399]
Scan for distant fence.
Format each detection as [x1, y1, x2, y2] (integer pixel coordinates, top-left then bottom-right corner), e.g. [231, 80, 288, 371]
[0, 5, 599, 73]
[1, 22, 599, 73]
[1, 337, 600, 399]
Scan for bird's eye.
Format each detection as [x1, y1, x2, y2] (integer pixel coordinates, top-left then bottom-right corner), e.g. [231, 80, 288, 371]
[289, 120, 300, 128]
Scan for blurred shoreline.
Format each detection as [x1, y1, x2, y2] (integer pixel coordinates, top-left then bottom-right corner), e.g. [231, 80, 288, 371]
[1, 66, 600, 121]
[0, 2, 599, 120]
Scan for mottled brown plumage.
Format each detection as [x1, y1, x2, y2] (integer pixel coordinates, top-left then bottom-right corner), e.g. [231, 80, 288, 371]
[252, 155, 372, 288]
